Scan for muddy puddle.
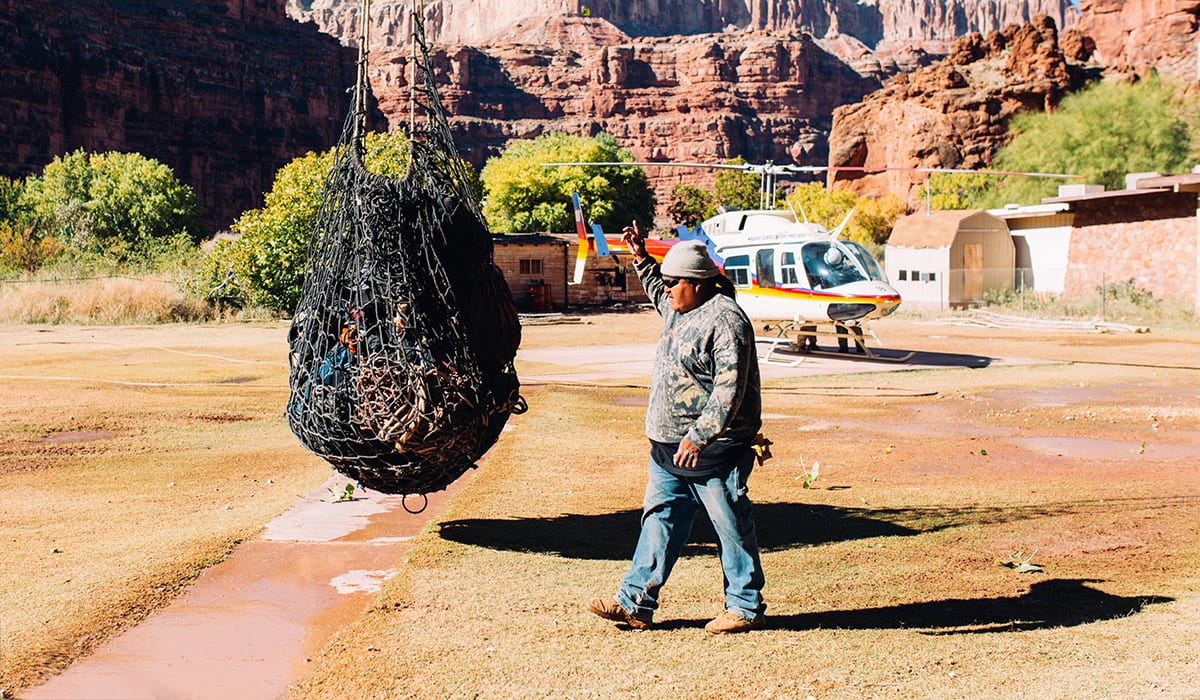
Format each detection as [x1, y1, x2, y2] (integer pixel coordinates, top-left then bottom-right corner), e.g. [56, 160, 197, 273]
[1010, 435, 1198, 461]
[25, 478, 457, 700]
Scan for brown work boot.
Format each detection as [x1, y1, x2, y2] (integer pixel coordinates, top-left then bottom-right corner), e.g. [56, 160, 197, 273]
[704, 610, 763, 634]
[586, 597, 653, 630]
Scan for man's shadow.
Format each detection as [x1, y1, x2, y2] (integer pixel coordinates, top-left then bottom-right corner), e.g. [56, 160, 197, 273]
[437, 503, 1174, 633]
[662, 579, 1172, 633]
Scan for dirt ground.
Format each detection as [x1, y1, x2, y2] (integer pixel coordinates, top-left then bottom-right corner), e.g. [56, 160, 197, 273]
[3, 312, 1200, 697]
[288, 311, 1200, 698]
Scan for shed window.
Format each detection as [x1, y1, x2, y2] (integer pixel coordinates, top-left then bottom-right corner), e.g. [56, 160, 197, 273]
[519, 258, 543, 275]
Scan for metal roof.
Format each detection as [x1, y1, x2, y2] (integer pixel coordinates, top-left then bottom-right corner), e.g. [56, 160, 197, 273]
[1041, 187, 1170, 204]
[888, 210, 1008, 248]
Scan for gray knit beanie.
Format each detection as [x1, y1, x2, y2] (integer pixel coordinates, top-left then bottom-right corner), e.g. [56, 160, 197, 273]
[660, 240, 719, 279]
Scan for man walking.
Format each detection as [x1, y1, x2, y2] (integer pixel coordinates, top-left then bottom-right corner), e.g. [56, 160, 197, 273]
[586, 224, 766, 634]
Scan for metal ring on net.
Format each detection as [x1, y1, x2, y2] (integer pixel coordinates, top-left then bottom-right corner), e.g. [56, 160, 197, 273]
[402, 492, 429, 514]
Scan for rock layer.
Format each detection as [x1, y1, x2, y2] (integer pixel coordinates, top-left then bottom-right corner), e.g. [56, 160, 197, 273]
[371, 21, 881, 201]
[1078, 0, 1200, 80]
[0, 0, 359, 230]
[289, 0, 1077, 51]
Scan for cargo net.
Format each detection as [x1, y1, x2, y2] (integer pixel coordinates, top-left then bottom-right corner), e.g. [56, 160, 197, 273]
[286, 13, 523, 499]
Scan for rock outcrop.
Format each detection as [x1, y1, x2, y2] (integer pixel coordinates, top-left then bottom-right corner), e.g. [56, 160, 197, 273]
[1078, 0, 1199, 80]
[369, 19, 881, 201]
[0, 0, 360, 230]
[826, 16, 1096, 206]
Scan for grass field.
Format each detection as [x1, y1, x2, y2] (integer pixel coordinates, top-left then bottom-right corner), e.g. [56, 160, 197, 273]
[0, 323, 331, 694]
[3, 313, 1200, 698]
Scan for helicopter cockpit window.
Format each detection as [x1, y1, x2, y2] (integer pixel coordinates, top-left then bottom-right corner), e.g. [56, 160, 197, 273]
[755, 249, 776, 289]
[723, 254, 751, 288]
[779, 251, 801, 286]
[801, 242, 868, 289]
[842, 241, 886, 281]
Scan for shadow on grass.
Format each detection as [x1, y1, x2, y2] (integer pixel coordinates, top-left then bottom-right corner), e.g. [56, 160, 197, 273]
[438, 503, 920, 560]
[437, 496, 1200, 560]
[659, 579, 1173, 633]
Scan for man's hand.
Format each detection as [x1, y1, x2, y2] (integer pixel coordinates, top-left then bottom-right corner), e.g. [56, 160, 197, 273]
[621, 221, 647, 262]
[674, 438, 701, 470]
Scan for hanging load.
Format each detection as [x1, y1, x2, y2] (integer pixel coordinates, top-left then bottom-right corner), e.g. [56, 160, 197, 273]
[286, 3, 523, 498]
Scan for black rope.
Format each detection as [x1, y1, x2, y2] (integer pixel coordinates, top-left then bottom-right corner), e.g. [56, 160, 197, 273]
[285, 9, 523, 495]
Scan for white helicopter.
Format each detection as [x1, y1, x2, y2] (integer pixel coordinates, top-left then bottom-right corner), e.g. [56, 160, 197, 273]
[551, 159, 1077, 362]
[555, 161, 907, 361]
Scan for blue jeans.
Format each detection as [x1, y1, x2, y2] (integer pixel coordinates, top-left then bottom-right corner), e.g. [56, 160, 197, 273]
[615, 451, 765, 621]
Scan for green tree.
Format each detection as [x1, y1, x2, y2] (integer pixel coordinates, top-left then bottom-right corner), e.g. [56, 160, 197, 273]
[782, 182, 905, 254]
[848, 193, 906, 250]
[990, 75, 1191, 205]
[210, 131, 411, 312]
[712, 158, 761, 210]
[21, 150, 204, 258]
[0, 175, 65, 272]
[0, 175, 26, 224]
[924, 172, 995, 210]
[481, 133, 655, 233]
[667, 183, 716, 228]
[785, 181, 857, 227]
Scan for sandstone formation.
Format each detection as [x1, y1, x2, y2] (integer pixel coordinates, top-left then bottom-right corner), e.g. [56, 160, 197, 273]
[289, 0, 1077, 51]
[369, 19, 881, 202]
[1078, 0, 1200, 81]
[826, 16, 1096, 206]
[0, 0, 361, 230]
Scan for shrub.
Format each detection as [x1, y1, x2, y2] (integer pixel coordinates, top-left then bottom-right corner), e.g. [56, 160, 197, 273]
[21, 150, 205, 259]
[201, 131, 411, 314]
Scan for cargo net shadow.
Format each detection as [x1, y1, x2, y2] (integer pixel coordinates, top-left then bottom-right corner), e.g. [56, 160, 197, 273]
[286, 13, 523, 499]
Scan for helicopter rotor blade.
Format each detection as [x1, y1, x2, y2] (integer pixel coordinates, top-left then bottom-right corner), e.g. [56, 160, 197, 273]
[820, 165, 1080, 179]
[543, 161, 753, 172]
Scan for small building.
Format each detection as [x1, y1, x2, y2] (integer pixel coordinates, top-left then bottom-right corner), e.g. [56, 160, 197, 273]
[886, 210, 1014, 310]
[492, 234, 570, 312]
[1042, 176, 1200, 311]
[492, 233, 650, 312]
[988, 201, 1073, 293]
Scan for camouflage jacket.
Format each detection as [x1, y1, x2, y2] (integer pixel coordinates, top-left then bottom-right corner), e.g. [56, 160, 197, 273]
[634, 256, 762, 449]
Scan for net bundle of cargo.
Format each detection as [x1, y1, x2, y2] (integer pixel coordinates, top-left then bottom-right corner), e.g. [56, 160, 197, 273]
[286, 1, 523, 508]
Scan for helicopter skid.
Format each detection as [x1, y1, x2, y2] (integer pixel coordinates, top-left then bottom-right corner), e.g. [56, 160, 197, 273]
[757, 320, 915, 364]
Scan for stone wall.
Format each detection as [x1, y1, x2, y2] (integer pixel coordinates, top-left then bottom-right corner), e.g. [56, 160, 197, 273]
[1063, 193, 1199, 308]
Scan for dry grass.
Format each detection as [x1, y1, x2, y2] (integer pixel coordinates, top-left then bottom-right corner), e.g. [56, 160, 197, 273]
[289, 316, 1200, 699]
[0, 277, 211, 324]
[0, 323, 331, 694]
[4, 314, 1200, 698]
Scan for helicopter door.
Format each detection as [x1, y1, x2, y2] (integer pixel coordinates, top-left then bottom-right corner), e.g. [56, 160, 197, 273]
[755, 249, 776, 288]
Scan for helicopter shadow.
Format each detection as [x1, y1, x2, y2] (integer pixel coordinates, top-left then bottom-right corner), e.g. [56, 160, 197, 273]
[659, 579, 1172, 634]
[761, 343, 993, 368]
